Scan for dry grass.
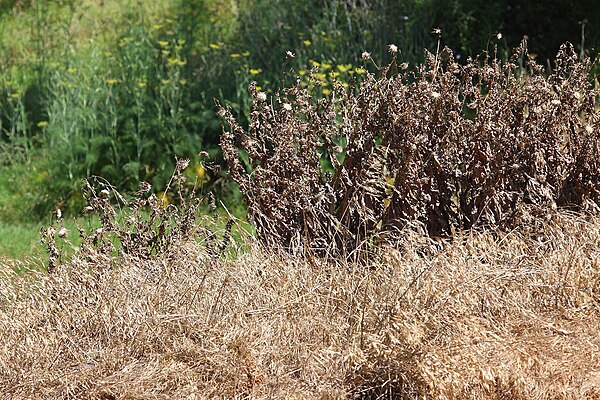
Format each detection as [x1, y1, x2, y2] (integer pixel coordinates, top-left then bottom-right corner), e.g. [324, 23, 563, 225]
[1, 210, 599, 399]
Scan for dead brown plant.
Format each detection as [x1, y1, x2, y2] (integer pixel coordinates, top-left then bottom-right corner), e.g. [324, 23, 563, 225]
[219, 41, 599, 256]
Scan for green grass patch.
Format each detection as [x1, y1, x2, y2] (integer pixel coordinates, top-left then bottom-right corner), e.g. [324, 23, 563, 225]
[0, 216, 102, 268]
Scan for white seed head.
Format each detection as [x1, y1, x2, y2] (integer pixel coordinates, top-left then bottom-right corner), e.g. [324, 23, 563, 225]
[55, 208, 62, 220]
[84, 205, 94, 213]
[431, 91, 441, 99]
[57, 227, 68, 238]
[256, 91, 267, 102]
[361, 51, 371, 61]
[282, 103, 292, 111]
[388, 44, 398, 54]
[100, 189, 110, 198]
[286, 51, 295, 59]
[497, 33, 503, 40]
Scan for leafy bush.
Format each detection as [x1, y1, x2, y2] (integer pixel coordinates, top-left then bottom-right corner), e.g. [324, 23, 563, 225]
[219, 41, 600, 255]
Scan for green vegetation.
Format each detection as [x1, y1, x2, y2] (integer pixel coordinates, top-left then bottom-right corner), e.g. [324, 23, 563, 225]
[1, 0, 599, 259]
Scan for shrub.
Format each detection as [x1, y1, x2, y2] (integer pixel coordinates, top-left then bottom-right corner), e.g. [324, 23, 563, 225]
[219, 41, 600, 255]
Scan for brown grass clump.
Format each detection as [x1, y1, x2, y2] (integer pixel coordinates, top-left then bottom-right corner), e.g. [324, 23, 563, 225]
[1, 210, 599, 399]
[219, 41, 599, 255]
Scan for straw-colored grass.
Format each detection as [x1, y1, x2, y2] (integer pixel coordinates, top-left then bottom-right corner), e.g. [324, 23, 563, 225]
[1, 211, 599, 399]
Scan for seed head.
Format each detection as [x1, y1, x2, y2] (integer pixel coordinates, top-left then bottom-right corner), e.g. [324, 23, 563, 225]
[257, 91, 267, 102]
[361, 51, 371, 61]
[282, 103, 292, 111]
[57, 227, 68, 238]
[100, 189, 110, 199]
[286, 51, 295, 59]
[388, 44, 398, 54]
[496, 33, 503, 40]
[176, 158, 190, 170]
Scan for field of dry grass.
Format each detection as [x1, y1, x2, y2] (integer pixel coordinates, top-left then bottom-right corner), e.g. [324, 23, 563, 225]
[1, 210, 598, 399]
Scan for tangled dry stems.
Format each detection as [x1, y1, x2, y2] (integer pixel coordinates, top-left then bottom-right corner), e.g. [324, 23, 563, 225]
[219, 41, 599, 255]
[1, 210, 599, 399]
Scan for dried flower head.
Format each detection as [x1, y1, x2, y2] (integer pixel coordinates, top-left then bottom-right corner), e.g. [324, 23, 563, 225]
[286, 51, 295, 59]
[257, 91, 267, 102]
[176, 158, 190, 171]
[57, 227, 68, 238]
[282, 103, 292, 111]
[497, 33, 503, 40]
[361, 51, 371, 61]
[388, 44, 398, 54]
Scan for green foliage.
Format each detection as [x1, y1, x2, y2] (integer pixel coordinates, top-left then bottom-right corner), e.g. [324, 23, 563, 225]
[0, 0, 599, 224]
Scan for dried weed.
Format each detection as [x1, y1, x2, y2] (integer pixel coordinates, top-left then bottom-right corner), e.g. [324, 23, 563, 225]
[219, 41, 599, 256]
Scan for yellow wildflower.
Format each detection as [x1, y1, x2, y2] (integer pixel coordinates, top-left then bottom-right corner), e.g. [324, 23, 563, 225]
[195, 165, 206, 179]
[337, 64, 352, 73]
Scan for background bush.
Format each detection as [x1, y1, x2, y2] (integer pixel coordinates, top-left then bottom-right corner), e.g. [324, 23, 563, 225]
[0, 0, 599, 221]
